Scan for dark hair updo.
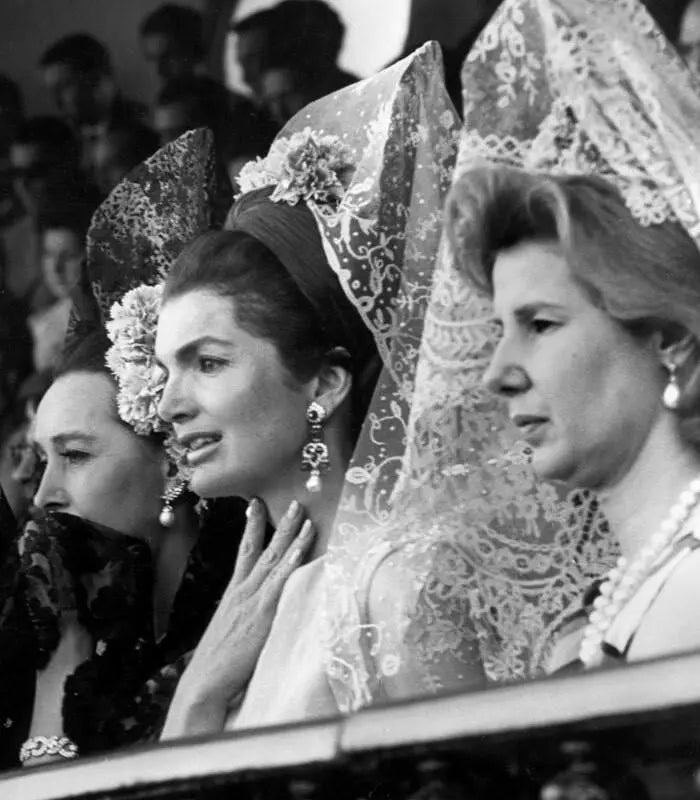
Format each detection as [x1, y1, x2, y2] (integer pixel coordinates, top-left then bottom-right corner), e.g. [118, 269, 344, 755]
[164, 222, 381, 441]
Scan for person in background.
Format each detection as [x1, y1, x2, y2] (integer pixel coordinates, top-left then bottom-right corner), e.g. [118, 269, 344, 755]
[5, 116, 95, 314]
[152, 74, 231, 146]
[93, 124, 160, 196]
[229, 8, 277, 105]
[152, 74, 275, 218]
[27, 193, 92, 373]
[259, 64, 312, 127]
[273, 1, 358, 96]
[139, 4, 206, 87]
[39, 34, 147, 180]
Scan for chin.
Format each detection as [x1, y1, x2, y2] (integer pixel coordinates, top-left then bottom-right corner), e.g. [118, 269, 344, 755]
[189, 462, 256, 500]
[530, 445, 576, 485]
[188, 467, 233, 499]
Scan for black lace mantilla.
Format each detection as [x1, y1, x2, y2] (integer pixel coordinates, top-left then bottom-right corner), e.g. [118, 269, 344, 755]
[0, 496, 244, 767]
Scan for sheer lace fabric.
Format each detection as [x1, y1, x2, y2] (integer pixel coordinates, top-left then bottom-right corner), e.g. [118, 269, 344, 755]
[84, 129, 217, 324]
[318, 6, 664, 713]
[460, 0, 700, 238]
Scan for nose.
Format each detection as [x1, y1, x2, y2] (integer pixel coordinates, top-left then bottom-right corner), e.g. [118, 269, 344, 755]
[482, 336, 532, 398]
[157, 372, 196, 426]
[33, 461, 69, 511]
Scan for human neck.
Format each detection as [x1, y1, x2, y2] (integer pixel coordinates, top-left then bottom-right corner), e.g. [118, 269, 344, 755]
[149, 507, 199, 640]
[597, 417, 700, 560]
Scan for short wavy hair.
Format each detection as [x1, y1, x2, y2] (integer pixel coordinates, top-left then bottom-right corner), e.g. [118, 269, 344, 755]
[446, 165, 700, 448]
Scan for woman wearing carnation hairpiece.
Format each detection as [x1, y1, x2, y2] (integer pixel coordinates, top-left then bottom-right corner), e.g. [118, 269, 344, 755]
[442, 0, 700, 672]
[3, 132, 276, 769]
[156, 43, 469, 736]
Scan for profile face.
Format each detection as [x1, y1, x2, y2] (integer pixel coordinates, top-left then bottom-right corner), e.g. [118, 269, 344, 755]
[41, 228, 84, 300]
[483, 240, 664, 489]
[236, 29, 269, 96]
[33, 372, 166, 539]
[155, 289, 313, 499]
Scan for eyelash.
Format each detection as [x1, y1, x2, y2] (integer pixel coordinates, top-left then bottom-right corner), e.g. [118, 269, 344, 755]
[530, 318, 558, 334]
[198, 356, 227, 374]
[59, 450, 90, 465]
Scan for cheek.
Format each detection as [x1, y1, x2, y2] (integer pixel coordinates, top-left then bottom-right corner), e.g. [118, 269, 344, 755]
[539, 329, 659, 442]
[72, 455, 162, 532]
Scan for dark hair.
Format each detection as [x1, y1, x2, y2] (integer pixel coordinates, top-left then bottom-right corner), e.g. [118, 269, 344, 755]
[55, 329, 112, 381]
[274, 1, 345, 65]
[140, 3, 204, 60]
[164, 229, 380, 439]
[0, 74, 23, 117]
[39, 33, 112, 76]
[231, 8, 277, 35]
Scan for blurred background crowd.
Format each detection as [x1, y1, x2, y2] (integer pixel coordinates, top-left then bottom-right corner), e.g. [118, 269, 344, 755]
[0, 0, 696, 523]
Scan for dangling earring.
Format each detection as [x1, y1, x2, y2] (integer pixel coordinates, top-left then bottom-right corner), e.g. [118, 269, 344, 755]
[159, 475, 187, 528]
[663, 361, 681, 410]
[301, 401, 329, 493]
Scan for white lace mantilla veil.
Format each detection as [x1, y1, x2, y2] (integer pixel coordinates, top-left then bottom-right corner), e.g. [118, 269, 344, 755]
[318, 0, 700, 714]
[359, 0, 700, 706]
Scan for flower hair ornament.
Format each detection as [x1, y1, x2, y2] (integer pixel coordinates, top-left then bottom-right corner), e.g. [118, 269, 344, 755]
[237, 127, 355, 209]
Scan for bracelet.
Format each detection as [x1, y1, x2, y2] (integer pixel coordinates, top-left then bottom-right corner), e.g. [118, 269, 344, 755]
[19, 735, 79, 764]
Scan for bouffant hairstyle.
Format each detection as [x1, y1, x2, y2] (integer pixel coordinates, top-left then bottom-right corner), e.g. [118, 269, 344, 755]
[446, 165, 700, 447]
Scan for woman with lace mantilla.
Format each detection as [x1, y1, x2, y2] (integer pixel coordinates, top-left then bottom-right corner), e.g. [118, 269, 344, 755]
[154, 43, 469, 735]
[446, 0, 700, 671]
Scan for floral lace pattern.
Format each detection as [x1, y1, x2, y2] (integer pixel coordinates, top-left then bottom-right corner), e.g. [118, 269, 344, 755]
[321, 25, 624, 712]
[85, 129, 216, 324]
[460, 0, 700, 239]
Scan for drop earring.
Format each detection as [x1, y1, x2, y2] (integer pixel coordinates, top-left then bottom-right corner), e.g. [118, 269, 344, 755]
[159, 476, 187, 528]
[663, 361, 681, 410]
[301, 401, 329, 493]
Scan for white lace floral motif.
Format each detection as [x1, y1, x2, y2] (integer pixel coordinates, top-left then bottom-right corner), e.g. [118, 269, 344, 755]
[460, 0, 700, 237]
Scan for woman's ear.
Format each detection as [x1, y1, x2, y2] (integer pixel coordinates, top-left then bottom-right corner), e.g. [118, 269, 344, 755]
[312, 347, 353, 418]
[654, 329, 697, 372]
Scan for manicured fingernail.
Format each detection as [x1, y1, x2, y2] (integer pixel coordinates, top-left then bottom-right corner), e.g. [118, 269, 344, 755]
[246, 498, 259, 519]
[299, 519, 313, 538]
[288, 546, 302, 566]
[286, 500, 300, 520]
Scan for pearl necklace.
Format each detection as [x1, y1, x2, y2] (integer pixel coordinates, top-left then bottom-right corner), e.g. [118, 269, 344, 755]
[579, 476, 700, 668]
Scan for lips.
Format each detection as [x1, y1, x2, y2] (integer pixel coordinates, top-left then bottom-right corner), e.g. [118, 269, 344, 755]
[511, 414, 549, 442]
[177, 432, 223, 465]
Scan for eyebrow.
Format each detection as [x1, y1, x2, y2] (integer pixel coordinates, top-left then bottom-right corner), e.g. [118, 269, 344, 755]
[50, 432, 98, 447]
[513, 301, 566, 320]
[159, 335, 235, 365]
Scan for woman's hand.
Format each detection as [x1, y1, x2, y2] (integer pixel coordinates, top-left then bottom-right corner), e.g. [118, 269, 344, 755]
[161, 498, 314, 739]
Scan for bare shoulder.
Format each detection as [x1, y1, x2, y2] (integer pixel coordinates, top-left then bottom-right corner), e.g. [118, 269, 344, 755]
[629, 548, 700, 662]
